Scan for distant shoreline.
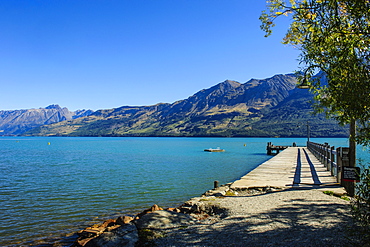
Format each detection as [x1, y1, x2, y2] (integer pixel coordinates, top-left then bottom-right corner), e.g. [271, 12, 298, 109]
[3, 134, 349, 138]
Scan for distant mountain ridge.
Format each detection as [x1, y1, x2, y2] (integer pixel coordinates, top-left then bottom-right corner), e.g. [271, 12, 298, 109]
[0, 105, 93, 135]
[23, 73, 349, 137]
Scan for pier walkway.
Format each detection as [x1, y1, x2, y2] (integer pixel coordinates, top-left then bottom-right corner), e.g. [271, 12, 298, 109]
[153, 147, 358, 246]
[231, 147, 346, 194]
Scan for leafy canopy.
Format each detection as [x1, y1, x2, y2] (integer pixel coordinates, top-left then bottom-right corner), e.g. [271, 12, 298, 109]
[260, 0, 370, 145]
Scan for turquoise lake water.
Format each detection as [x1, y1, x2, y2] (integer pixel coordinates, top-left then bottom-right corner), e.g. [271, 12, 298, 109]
[0, 137, 367, 246]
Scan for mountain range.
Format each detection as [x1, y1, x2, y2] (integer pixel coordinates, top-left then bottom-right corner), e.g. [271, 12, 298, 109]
[15, 73, 349, 137]
[0, 105, 93, 136]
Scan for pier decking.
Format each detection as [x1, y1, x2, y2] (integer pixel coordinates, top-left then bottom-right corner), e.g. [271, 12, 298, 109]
[231, 147, 346, 194]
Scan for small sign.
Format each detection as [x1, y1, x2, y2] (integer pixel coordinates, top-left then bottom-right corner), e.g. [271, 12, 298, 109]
[342, 167, 361, 182]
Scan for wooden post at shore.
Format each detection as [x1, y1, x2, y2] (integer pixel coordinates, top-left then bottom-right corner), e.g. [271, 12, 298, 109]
[214, 180, 219, 189]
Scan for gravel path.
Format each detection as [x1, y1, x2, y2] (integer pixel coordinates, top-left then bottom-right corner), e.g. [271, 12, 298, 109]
[153, 189, 359, 247]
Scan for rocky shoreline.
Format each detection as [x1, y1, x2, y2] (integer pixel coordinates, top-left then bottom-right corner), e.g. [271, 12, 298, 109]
[24, 183, 363, 247]
[72, 183, 238, 247]
[67, 183, 362, 247]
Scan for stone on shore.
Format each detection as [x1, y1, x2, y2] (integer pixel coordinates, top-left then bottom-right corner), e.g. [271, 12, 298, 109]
[116, 216, 134, 225]
[135, 210, 197, 230]
[84, 223, 138, 247]
[74, 204, 190, 247]
[135, 204, 163, 219]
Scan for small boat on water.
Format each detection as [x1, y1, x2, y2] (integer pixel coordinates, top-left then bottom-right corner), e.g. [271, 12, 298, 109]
[204, 147, 225, 152]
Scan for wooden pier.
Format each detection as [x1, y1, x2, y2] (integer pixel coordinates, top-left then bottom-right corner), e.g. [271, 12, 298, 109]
[231, 147, 346, 194]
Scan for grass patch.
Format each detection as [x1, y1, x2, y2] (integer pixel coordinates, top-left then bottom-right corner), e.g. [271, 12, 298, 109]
[225, 190, 238, 196]
[341, 196, 350, 201]
[323, 190, 334, 196]
[323, 191, 351, 201]
[199, 198, 216, 202]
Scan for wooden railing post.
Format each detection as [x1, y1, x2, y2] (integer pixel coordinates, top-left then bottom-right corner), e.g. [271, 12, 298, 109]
[336, 147, 342, 183]
[325, 143, 330, 171]
[323, 143, 328, 169]
[330, 146, 335, 176]
[321, 144, 324, 163]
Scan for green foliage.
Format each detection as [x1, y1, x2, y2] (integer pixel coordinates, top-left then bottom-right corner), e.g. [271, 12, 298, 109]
[261, 0, 370, 145]
[351, 165, 370, 244]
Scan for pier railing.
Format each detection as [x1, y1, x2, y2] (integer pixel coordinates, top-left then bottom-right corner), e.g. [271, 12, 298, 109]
[307, 141, 354, 194]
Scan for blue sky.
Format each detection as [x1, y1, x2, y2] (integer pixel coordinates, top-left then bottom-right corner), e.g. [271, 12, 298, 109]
[0, 0, 300, 111]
